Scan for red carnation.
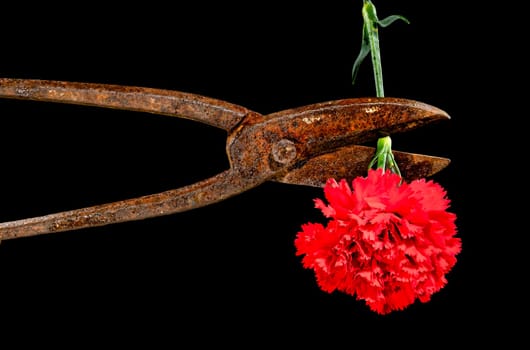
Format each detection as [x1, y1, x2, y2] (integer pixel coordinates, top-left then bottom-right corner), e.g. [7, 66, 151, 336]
[295, 168, 461, 314]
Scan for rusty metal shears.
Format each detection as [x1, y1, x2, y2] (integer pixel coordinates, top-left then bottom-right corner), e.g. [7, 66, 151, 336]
[0, 78, 450, 241]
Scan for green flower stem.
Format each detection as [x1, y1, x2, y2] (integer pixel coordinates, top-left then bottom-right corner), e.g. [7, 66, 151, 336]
[368, 135, 402, 177]
[352, 0, 409, 176]
[362, 0, 384, 97]
[352, 0, 408, 96]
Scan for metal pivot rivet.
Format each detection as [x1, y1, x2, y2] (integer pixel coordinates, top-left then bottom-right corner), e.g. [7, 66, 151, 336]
[272, 139, 297, 164]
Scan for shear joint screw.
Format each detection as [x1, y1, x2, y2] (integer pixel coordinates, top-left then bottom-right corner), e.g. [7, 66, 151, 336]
[272, 139, 297, 164]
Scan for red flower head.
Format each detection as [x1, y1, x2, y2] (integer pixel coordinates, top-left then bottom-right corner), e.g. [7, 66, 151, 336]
[295, 168, 461, 314]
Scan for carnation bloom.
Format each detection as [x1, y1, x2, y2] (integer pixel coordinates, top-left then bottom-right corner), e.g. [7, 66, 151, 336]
[295, 168, 461, 314]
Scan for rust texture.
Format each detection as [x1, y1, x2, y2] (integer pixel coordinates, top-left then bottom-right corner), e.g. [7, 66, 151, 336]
[0, 78, 250, 131]
[0, 79, 451, 240]
[275, 145, 450, 187]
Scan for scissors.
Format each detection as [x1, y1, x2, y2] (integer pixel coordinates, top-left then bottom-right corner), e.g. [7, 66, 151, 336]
[0, 78, 451, 241]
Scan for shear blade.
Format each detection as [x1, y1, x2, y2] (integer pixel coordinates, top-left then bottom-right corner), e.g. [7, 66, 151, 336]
[275, 145, 450, 187]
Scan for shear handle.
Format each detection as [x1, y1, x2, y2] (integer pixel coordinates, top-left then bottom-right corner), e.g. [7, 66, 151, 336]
[0, 78, 250, 131]
[0, 168, 270, 240]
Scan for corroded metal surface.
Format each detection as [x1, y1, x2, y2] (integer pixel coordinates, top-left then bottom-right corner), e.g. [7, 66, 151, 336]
[0, 78, 451, 240]
[275, 144, 450, 187]
[0, 170, 264, 239]
[0, 78, 249, 131]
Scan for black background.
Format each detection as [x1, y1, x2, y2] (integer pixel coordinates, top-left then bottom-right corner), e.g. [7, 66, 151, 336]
[0, 1, 522, 346]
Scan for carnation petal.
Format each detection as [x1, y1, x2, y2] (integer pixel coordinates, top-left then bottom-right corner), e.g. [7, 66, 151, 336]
[295, 168, 461, 315]
[314, 198, 335, 218]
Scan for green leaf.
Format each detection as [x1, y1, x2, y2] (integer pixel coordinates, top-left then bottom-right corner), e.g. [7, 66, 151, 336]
[377, 14, 410, 27]
[352, 23, 372, 85]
